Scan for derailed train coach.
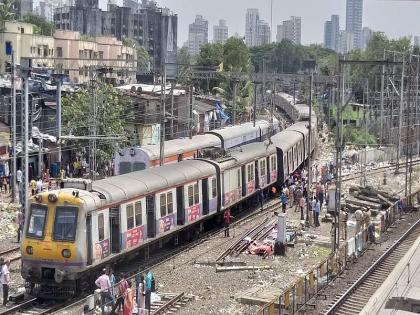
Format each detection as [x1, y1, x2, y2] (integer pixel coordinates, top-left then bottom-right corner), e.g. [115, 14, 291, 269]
[21, 106, 316, 298]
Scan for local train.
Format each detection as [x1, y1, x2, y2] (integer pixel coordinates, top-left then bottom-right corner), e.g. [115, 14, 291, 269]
[21, 104, 316, 299]
[114, 118, 279, 175]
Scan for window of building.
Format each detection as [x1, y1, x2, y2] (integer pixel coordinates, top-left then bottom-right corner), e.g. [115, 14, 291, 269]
[135, 201, 142, 226]
[127, 204, 134, 230]
[57, 47, 63, 57]
[98, 213, 104, 241]
[21, 28, 25, 34]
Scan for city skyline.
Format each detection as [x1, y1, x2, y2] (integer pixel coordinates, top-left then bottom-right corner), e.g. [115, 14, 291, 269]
[150, 0, 420, 46]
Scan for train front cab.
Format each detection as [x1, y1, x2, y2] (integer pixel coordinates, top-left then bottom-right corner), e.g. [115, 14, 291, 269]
[21, 191, 83, 298]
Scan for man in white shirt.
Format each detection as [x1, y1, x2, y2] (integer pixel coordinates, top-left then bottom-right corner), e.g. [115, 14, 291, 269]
[36, 178, 43, 194]
[0, 258, 10, 306]
[16, 169, 22, 185]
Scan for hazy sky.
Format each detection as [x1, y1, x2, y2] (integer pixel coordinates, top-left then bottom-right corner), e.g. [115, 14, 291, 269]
[99, 0, 420, 45]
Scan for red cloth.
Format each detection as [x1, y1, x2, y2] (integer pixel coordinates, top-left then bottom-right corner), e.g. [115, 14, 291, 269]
[224, 209, 232, 224]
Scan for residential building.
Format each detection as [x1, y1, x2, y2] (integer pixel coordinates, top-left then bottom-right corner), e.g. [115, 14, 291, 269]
[257, 20, 271, 46]
[277, 16, 301, 45]
[188, 15, 208, 56]
[346, 0, 363, 49]
[13, 0, 34, 18]
[213, 19, 228, 44]
[245, 8, 259, 47]
[0, 21, 136, 85]
[324, 15, 339, 51]
[36, 1, 53, 21]
[53, 0, 178, 73]
[361, 27, 373, 50]
[414, 36, 420, 47]
[338, 30, 354, 54]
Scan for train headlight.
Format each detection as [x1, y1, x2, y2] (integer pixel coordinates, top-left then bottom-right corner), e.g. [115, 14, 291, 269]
[48, 193, 58, 203]
[26, 246, 33, 255]
[62, 249, 71, 258]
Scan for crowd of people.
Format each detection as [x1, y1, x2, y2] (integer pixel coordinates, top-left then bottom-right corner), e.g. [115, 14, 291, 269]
[94, 268, 156, 315]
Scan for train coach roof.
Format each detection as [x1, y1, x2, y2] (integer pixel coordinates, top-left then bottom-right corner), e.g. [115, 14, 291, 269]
[92, 160, 216, 203]
[138, 134, 221, 160]
[217, 142, 276, 169]
[285, 121, 310, 136]
[271, 130, 303, 151]
[207, 120, 270, 139]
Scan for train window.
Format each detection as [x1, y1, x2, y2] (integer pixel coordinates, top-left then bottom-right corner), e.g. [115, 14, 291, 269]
[247, 164, 254, 182]
[127, 204, 134, 230]
[211, 177, 217, 198]
[167, 192, 173, 214]
[135, 201, 142, 226]
[194, 183, 199, 204]
[260, 160, 266, 177]
[53, 206, 78, 241]
[98, 214, 104, 241]
[160, 194, 167, 217]
[188, 185, 194, 207]
[271, 156, 277, 171]
[26, 204, 48, 239]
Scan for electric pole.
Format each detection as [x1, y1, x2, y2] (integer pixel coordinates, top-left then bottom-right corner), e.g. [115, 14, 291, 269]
[11, 51, 17, 203]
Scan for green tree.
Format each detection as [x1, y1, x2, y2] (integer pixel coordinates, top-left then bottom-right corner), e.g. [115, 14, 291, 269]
[196, 43, 223, 68]
[122, 38, 151, 73]
[223, 37, 251, 73]
[22, 13, 54, 35]
[0, 0, 15, 31]
[177, 46, 193, 86]
[62, 84, 133, 166]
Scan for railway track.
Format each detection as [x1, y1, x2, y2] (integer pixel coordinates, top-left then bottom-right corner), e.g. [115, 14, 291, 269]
[0, 247, 21, 263]
[324, 216, 420, 315]
[151, 292, 193, 315]
[0, 298, 70, 315]
[341, 158, 420, 182]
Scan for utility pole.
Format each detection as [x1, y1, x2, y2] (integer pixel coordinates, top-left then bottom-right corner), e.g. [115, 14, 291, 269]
[159, 64, 166, 166]
[21, 62, 30, 218]
[253, 83, 257, 127]
[271, 79, 275, 125]
[380, 50, 385, 145]
[305, 73, 313, 227]
[170, 81, 174, 139]
[189, 85, 193, 139]
[56, 77, 62, 165]
[396, 56, 405, 173]
[11, 51, 17, 202]
[233, 82, 237, 125]
[90, 69, 97, 181]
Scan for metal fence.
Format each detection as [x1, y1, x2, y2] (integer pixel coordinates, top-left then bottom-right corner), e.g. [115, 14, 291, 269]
[255, 189, 420, 315]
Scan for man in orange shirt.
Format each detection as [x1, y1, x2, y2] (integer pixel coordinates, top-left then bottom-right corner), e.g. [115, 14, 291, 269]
[224, 209, 234, 237]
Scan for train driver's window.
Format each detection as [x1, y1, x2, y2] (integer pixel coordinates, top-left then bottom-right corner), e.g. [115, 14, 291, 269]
[27, 204, 48, 239]
[211, 178, 217, 198]
[98, 214, 104, 241]
[53, 206, 78, 241]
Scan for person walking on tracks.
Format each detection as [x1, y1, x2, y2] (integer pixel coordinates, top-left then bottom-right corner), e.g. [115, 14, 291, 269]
[123, 281, 134, 315]
[137, 274, 145, 315]
[313, 198, 321, 227]
[110, 273, 128, 315]
[95, 268, 114, 314]
[223, 209, 234, 237]
[0, 258, 10, 306]
[280, 192, 288, 214]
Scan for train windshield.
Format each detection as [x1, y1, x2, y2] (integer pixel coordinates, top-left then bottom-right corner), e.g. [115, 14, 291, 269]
[27, 205, 48, 239]
[53, 206, 78, 242]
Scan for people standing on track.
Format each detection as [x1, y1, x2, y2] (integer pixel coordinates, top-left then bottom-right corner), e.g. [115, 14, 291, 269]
[258, 187, 264, 211]
[36, 177, 43, 194]
[318, 183, 324, 209]
[0, 258, 10, 306]
[223, 209, 234, 237]
[95, 268, 114, 314]
[123, 281, 134, 315]
[30, 178, 36, 196]
[288, 183, 295, 208]
[110, 273, 128, 315]
[144, 271, 155, 314]
[294, 184, 303, 212]
[16, 169, 22, 188]
[137, 274, 145, 315]
[109, 269, 116, 300]
[16, 210, 24, 243]
[299, 195, 306, 220]
[280, 191, 288, 213]
[314, 198, 321, 227]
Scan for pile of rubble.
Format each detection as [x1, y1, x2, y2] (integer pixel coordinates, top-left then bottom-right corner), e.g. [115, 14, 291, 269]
[344, 185, 399, 215]
[0, 202, 20, 242]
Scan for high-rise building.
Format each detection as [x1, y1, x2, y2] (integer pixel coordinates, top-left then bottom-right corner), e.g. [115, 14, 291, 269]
[36, 1, 53, 21]
[346, 0, 363, 49]
[338, 30, 354, 54]
[188, 15, 208, 56]
[414, 36, 420, 47]
[13, 0, 34, 18]
[54, 0, 178, 73]
[245, 8, 259, 47]
[361, 27, 373, 50]
[213, 19, 228, 44]
[277, 16, 301, 45]
[257, 20, 271, 46]
[324, 15, 339, 51]
[276, 24, 285, 42]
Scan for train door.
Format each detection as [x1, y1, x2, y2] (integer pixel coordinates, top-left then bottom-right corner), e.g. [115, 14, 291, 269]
[86, 214, 92, 266]
[241, 165, 246, 197]
[146, 195, 156, 238]
[255, 160, 260, 189]
[109, 207, 121, 254]
[266, 156, 270, 184]
[176, 186, 185, 225]
[202, 179, 209, 215]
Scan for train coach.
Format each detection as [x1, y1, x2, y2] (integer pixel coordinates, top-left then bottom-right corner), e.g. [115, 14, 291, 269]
[21, 113, 315, 299]
[114, 118, 279, 175]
